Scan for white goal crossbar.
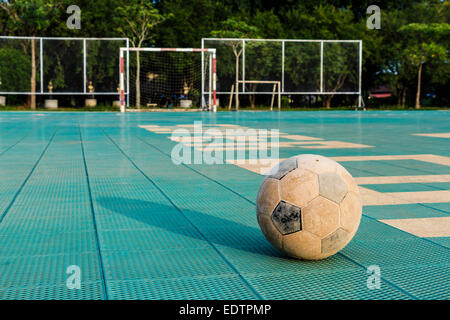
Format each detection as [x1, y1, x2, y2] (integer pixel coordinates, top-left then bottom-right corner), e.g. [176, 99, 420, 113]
[237, 80, 281, 110]
[119, 47, 217, 112]
[202, 38, 363, 108]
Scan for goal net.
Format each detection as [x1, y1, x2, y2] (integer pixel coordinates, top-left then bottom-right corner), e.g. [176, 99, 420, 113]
[0, 36, 128, 96]
[202, 38, 362, 108]
[120, 48, 216, 112]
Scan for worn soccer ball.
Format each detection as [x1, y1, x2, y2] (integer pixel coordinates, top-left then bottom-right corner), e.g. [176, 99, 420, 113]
[256, 154, 362, 260]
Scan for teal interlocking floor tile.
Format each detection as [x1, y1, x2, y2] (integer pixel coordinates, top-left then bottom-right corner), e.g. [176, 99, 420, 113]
[353, 216, 415, 241]
[0, 252, 102, 289]
[361, 182, 450, 193]
[102, 248, 235, 281]
[341, 238, 450, 268]
[98, 228, 209, 252]
[0, 281, 104, 300]
[107, 275, 259, 300]
[426, 237, 450, 248]
[0, 231, 99, 257]
[363, 204, 449, 219]
[424, 203, 450, 214]
[1, 111, 449, 300]
[381, 264, 450, 300]
[244, 269, 411, 300]
[217, 244, 359, 276]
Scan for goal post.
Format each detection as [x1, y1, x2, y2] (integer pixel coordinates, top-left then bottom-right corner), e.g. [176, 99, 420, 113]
[0, 36, 128, 96]
[119, 47, 217, 112]
[202, 38, 362, 109]
[237, 80, 281, 110]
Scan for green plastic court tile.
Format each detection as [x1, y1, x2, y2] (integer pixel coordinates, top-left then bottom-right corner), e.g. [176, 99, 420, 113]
[98, 228, 209, 252]
[363, 204, 449, 219]
[381, 264, 450, 300]
[0, 281, 104, 300]
[1, 111, 449, 300]
[353, 216, 415, 241]
[382, 160, 450, 175]
[95, 209, 189, 231]
[337, 165, 379, 178]
[244, 269, 411, 300]
[341, 238, 450, 269]
[0, 252, 102, 289]
[0, 231, 99, 257]
[426, 237, 450, 248]
[0, 214, 94, 234]
[344, 161, 426, 177]
[200, 225, 266, 250]
[102, 247, 235, 281]
[361, 182, 450, 193]
[107, 275, 258, 300]
[216, 244, 360, 276]
[424, 203, 450, 214]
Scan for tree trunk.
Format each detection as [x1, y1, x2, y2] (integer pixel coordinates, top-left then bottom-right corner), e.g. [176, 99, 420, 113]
[323, 95, 332, 109]
[397, 87, 402, 107]
[401, 87, 407, 108]
[415, 63, 422, 109]
[249, 84, 256, 109]
[30, 39, 36, 110]
[249, 95, 255, 109]
[135, 51, 141, 109]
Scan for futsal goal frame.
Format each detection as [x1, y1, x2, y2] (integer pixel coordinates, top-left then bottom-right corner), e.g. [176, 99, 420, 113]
[231, 80, 281, 110]
[119, 47, 217, 113]
[202, 38, 363, 109]
[0, 36, 129, 96]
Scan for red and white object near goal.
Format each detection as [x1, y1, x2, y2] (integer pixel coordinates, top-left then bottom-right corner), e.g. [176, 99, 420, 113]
[119, 47, 217, 112]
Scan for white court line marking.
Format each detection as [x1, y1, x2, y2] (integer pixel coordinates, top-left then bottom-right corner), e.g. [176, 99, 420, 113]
[379, 217, 450, 237]
[413, 133, 450, 139]
[355, 174, 450, 184]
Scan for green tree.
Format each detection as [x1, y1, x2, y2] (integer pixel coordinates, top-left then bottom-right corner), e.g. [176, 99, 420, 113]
[399, 23, 450, 108]
[211, 18, 259, 109]
[0, 47, 31, 92]
[115, 0, 164, 108]
[280, 4, 366, 108]
[0, 0, 60, 109]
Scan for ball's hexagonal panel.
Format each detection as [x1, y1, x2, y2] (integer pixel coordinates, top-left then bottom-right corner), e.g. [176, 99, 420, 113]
[336, 162, 360, 194]
[269, 157, 298, 180]
[282, 230, 322, 260]
[280, 168, 319, 208]
[271, 200, 302, 235]
[295, 154, 337, 175]
[321, 227, 350, 254]
[256, 177, 280, 217]
[319, 172, 348, 204]
[302, 197, 340, 237]
[257, 214, 283, 251]
[339, 191, 362, 234]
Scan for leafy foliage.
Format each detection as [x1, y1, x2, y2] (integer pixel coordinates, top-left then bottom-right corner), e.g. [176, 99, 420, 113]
[0, 0, 448, 108]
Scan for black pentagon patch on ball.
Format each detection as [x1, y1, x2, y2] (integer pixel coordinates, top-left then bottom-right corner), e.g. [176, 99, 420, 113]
[271, 200, 302, 235]
[269, 157, 298, 180]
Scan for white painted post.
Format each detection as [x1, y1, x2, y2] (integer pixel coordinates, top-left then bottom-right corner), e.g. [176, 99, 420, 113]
[201, 38, 205, 110]
[40, 38, 43, 93]
[209, 53, 212, 109]
[282, 40, 285, 93]
[358, 40, 363, 108]
[126, 38, 130, 108]
[320, 41, 324, 93]
[212, 51, 217, 112]
[83, 39, 87, 94]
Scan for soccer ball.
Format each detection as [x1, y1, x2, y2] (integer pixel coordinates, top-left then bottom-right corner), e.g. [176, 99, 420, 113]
[256, 154, 362, 260]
